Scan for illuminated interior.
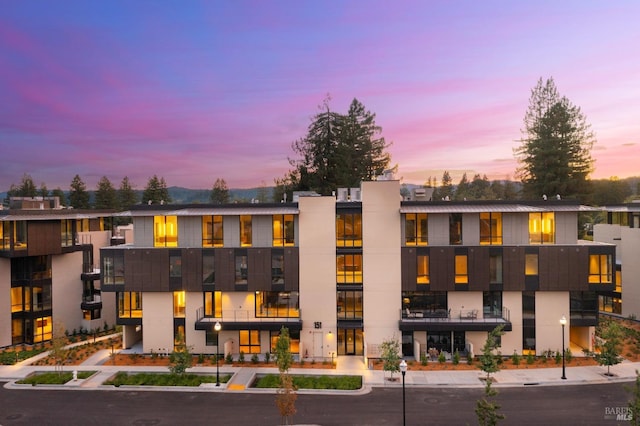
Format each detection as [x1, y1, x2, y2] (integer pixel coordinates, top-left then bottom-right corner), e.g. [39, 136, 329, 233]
[202, 215, 223, 247]
[336, 254, 363, 283]
[336, 213, 362, 247]
[154, 216, 178, 247]
[454, 254, 468, 284]
[272, 214, 295, 246]
[173, 291, 186, 317]
[405, 213, 428, 246]
[480, 212, 502, 245]
[589, 254, 612, 283]
[240, 215, 252, 247]
[417, 254, 430, 284]
[528, 212, 555, 244]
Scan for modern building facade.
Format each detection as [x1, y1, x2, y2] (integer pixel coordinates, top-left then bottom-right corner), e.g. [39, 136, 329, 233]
[100, 180, 615, 361]
[593, 203, 640, 318]
[0, 197, 116, 347]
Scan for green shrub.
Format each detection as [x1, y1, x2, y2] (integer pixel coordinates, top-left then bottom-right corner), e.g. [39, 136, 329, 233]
[264, 352, 271, 363]
[251, 353, 259, 364]
[238, 351, 245, 364]
[225, 353, 234, 364]
[421, 353, 428, 366]
[555, 351, 562, 364]
[526, 352, 535, 365]
[253, 374, 361, 390]
[511, 351, 521, 366]
[438, 352, 446, 364]
[452, 351, 460, 365]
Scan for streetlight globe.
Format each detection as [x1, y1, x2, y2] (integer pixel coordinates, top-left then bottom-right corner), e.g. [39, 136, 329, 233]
[560, 315, 567, 326]
[400, 359, 407, 373]
[214, 321, 221, 332]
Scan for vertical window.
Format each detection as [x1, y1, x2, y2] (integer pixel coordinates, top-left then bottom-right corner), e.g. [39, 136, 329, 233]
[449, 214, 462, 245]
[405, 213, 428, 246]
[118, 292, 142, 318]
[33, 316, 52, 343]
[522, 291, 536, 355]
[235, 255, 248, 284]
[336, 213, 362, 247]
[202, 215, 223, 247]
[103, 251, 125, 285]
[239, 330, 261, 354]
[483, 291, 503, 318]
[489, 253, 503, 284]
[170, 254, 182, 278]
[203, 252, 215, 284]
[154, 216, 178, 247]
[337, 291, 363, 319]
[204, 291, 222, 317]
[240, 215, 252, 247]
[529, 212, 555, 244]
[336, 254, 363, 284]
[272, 253, 284, 284]
[455, 254, 468, 284]
[480, 212, 502, 245]
[417, 255, 430, 284]
[11, 287, 27, 313]
[173, 291, 186, 318]
[525, 253, 539, 276]
[61, 219, 74, 247]
[14, 221, 27, 250]
[589, 254, 612, 283]
[273, 214, 295, 246]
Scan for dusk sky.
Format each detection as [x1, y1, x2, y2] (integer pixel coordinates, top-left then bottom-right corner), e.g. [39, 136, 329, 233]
[2, 1, 639, 191]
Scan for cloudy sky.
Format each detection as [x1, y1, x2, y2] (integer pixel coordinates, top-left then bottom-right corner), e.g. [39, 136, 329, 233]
[1, 0, 639, 191]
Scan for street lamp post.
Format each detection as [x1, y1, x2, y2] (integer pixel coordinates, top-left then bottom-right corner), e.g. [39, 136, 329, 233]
[214, 321, 222, 386]
[400, 359, 407, 426]
[560, 315, 567, 380]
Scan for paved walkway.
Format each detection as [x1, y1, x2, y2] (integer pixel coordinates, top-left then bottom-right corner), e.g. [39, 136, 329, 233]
[2, 341, 639, 393]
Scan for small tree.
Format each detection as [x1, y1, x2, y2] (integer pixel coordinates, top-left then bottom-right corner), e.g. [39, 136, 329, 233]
[478, 325, 505, 381]
[379, 336, 401, 380]
[274, 327, 296, 425]
[626, 370, 640, 426]
[476, 380, 505, 426]
[476, 325, 506, 426]
[594, 318, 624, 376]
[168, 331, 192, 375]
[50, 321, 67, 375]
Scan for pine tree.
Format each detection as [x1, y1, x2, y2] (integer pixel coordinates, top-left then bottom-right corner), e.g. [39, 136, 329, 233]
[210, 178, 230, 204]
[117, 176, 138, 210]
[142, 175, 171, 205]
[68, 174, 90, 209]
[94, 176, 118, 209]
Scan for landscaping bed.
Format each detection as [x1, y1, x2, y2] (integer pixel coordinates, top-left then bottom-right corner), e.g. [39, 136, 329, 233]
[104, 371, 231, 387]
[252, 374, 362, 390]
[17, 371, 96, 385]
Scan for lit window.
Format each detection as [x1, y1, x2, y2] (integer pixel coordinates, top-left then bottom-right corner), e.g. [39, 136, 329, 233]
[61, 219, 74, 247]
[455, 254, 468, 284]
[405, 213, 428, 246]
[336, 254, 363, 284]
[525, 254, 538, 276]
[417, 255, 430, 284]
[480, 212, 502, 245]
[173, 291, 186, 317]
[449, 214, 462, 245]
[204, 291, 222, 317]
[202, 215, 223, 247]
[273, 214, 295, 246]
[118, 292, 142, 318]
[256, 291, 299, 318]
[34, 316, 52, 343]
[240, 215, 252, 247]
[589, 254, 612, 284]
[529, 212, 555, 244]
[239, 330, 261, 354]
[336, 213, 362, 247]
[154, 216, 178, 247]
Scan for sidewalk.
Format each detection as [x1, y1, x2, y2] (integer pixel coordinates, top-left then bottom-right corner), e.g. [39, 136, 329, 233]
[2, 348, 638, 394]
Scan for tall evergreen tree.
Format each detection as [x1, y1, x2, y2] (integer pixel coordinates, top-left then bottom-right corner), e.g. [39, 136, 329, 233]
[142, 175, 171, 205]
[437, 171, 454, 200]
[7, 173, 38, 198]
[51, 187, 67, 206]
[94, 176, 118, 209]
[454, 173, 470, 200]
[515, 77, 595, 201]
[38, 183, 49, 198]
[287, 97, 391, 195]
[117, 176, 138, 210]
[68, 174, 90, 209]
[210, 178, 230, 204]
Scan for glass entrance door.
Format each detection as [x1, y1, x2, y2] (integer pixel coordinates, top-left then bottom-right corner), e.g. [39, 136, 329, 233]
[337, 328, 363, 355]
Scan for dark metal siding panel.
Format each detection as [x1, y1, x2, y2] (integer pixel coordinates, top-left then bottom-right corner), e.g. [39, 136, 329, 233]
[575, 247, 590, 291]
[401, 247, 417, 291]
[469, 247, 490, 292]
[430, 247, 453, 291]
[539, 247, 555, 291]
[27, 221, 61, 256]
[182, 248, 202, 292]
[503, 246, 524, 291]
[124, 249, 143, 291]
[89, 218, 102, 232]
[149, 249, 170, 291]
[215, 248, 235, 291]
[248, 248, 270, 291]
[284, 247, 299, 291]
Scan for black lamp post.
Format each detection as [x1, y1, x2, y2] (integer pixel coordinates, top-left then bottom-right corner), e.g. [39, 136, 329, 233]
[214, 321, 221, 386]
[400, 359, 407, 426]
[560, 315, 567, 380]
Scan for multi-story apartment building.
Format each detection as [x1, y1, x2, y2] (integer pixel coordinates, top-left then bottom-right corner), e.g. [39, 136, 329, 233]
[0, 197, 116, 347]
[593, 202, 640, 318]
[100, 180, 615, 361]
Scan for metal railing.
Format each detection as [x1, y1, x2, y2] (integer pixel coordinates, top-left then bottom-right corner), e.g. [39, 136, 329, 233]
[195, 307, 302, 323]
[402, 306, 510, 322]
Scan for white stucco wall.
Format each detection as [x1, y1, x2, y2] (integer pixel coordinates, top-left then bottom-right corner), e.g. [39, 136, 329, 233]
[142, 292, 174, 354]
[52, 251, 84, 333]
[0, 258, 11, 347]
[535, 291, 570, 355]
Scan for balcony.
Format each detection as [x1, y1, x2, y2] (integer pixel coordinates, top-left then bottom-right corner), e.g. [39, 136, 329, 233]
[81, 294, 102, 310]
[194, 307, 303, 332]
[81, 263, 100, 280]
[399, 307, 512, 332]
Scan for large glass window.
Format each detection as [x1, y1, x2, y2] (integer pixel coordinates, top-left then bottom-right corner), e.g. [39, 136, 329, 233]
[529, 212, 555, 244]
[272, 253, 284, 284]
[336, 213, 362, 247]
[11, 287, 30, 313]
[33, 316, 52, 343]
[405, 213, 428, 246]
[455, 254, 468, 284]
[336, 254, 363, 284]
[170, 254, 182, 278]
[173, 291, 186, 318]
[449, 214, 462, 245]
[13, 221, 27, 250]
[103, 251, 124, 285]
[337, 290, 363, 319]
[32, 283, 52, 311]
[273, 214, 295, 247]
[118, 292, 142, 318]
[483, 291, 503, 318]
[480, 212, 502, 245]
[154, 216, 178, 247]
[240, 215, 252, 247]
[256, 291, 299, 318]
[270, 329, 300, 354]
[204, 291, 222, 317]
[589, 254, 613, 284]
[203, 252, 215, 284]
[61, 219, 74, 247]
[235, 255, 248, 284]
[202, 215, 223, 247]
[417, 255, 429, 284]
[239, 330, 261, 354]
[490, 253, 503, 284]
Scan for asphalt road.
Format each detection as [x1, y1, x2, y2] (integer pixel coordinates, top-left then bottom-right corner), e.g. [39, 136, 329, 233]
[0, 382, 632, 425]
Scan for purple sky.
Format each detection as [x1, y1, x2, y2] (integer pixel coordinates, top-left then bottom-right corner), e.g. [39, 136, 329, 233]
[2, 1, 639, 191]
